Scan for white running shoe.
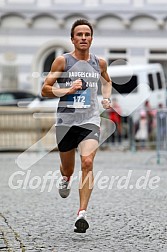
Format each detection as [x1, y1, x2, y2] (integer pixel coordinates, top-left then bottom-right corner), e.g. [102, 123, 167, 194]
[74, 210, 89, 233]
[58, 177, 71, 198]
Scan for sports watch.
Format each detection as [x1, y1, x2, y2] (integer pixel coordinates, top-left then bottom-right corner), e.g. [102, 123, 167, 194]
[103, 98, 111, 102]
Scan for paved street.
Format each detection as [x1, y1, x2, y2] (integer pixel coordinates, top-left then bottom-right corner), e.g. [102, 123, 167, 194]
[0, 150, 167, 252]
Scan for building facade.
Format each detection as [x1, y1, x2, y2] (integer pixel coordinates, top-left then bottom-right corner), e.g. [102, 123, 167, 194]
[0, 0, 167, 94]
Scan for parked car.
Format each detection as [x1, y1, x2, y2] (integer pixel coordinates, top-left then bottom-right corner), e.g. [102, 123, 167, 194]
[0, 90, 37, 107]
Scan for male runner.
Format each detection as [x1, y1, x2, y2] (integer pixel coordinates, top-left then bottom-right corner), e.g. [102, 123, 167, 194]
[41, 19, 112, 233]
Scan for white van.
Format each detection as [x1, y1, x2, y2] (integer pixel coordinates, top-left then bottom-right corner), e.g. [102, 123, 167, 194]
[98, 63, 166, 117]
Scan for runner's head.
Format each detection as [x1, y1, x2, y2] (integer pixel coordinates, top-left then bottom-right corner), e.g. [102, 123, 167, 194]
[71, 19, 93, 39]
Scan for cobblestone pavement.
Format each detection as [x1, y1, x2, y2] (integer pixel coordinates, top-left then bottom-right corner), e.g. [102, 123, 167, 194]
[0, 150, 167, 252]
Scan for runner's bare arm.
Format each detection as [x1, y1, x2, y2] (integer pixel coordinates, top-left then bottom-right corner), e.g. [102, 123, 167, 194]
[41, 56, 82, 98]
[99, 58, 112, 108]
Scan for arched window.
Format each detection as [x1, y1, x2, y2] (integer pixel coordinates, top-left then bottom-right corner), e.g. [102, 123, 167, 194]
[131, 16, 157, 30]
[43, 51, 55, 75]
[42, 47, 68, 84]
[97, 16, 124, 30]
[32, 44, 71, 94]
[1, 14, 26, 28]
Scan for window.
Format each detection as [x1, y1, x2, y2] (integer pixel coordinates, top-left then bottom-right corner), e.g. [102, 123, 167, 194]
[131, 16, 157, 30]
[42, 48, 68, 83]
[156, 72, 162, 89]
[109, 49, 126, 54]
[112, 75, 138, 94]
[107, 49, 127, 66]
[33, 16, 58, 29]
[1, 15, 27, 28]
[108, 58, 126, 66]
[149, 60, 167, 83]
[97, 75, 137, 95]
[148, 74, 154, 90]
[150, 50, 167, 54]
[0, 93, 14, 102]
[43, 52, 55, 75]
[97, 17, 124, 30]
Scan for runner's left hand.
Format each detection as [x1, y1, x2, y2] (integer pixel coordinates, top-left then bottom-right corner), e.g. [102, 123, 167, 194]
[101, 99, 111, 109]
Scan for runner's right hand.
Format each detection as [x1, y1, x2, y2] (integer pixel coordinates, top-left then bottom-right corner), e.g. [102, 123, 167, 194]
[68, 79, 82, 94]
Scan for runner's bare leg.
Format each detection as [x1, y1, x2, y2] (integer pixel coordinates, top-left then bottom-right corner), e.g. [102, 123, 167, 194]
[59, 149, 75, 178]
[78, 139, 98, 210]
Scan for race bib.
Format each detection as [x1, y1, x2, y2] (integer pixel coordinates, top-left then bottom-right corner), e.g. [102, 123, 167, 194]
[67, 89, 91, 108]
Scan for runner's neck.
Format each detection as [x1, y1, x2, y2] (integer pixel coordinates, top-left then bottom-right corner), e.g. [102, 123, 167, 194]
[71, 51, 90, 61]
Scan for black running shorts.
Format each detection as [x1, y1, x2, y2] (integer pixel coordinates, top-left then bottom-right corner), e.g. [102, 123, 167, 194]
[56, 123, 100, 152]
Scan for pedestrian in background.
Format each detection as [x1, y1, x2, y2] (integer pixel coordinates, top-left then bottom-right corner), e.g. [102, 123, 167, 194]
[108, 98, 122, 144]
[144, 100, 154, 141]
[135, 110, 148, 149]
[157, 103, 166, 146]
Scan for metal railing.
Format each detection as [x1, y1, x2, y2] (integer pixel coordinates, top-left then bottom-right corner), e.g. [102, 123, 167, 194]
[0, 107, 166, 159]
[156, 109, 167, 164]
[100, 108, 157, 151]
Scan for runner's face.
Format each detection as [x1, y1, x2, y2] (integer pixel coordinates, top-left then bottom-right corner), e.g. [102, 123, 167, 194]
[71, 25, 93, 51]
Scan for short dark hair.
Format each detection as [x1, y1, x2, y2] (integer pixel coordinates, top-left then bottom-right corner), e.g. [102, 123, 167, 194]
[71, 19, 93, 38]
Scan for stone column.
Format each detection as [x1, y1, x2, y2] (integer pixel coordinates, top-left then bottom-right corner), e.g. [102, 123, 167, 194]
[0, 52, 18, 91]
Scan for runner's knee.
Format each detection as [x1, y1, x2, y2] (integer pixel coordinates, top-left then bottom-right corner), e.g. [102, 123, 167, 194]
[81, 157, 93, 172]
